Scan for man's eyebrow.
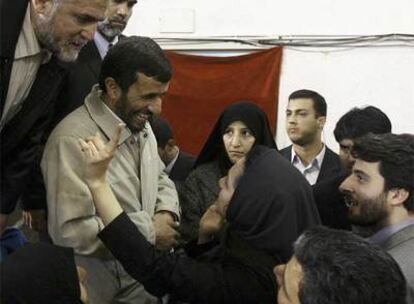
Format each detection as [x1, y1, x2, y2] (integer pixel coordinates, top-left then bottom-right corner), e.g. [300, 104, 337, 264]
[353, 169, 369, 179]
[74, 12, 104, 23]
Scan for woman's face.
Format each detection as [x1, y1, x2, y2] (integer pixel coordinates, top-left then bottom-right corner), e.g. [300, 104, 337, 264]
[216, 158, 245, 217]
[223, 121, 256, 164]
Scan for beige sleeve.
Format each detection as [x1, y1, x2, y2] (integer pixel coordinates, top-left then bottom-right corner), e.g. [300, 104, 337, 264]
[42, 135, 105, 255]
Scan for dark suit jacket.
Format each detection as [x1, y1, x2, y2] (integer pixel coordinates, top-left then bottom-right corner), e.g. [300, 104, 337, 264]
[169, 152, 196, 183]
[54, 40, 103, 122]
[312, 173, 351, 230]
[0, 0, 67, 213]
[279, 144, 343, 184]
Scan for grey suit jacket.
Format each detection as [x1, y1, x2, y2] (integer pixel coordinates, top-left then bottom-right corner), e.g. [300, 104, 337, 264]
[380, 223, 414, 303]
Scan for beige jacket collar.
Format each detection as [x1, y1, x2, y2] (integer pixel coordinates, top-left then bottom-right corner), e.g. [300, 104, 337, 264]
[84, 85, 133, 145]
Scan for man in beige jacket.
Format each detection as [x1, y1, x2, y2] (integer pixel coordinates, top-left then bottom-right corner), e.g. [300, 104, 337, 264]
[42, 36, 180, 304]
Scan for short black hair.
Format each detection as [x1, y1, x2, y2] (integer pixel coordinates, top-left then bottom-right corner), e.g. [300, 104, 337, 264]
[295, 226, 407, 304]
[150, 116, 174, 148]
[99, 36, 172, 93]
[288, 89, 327, 117]
[334, 106, 392, 142]
[352, 133, 414, 211]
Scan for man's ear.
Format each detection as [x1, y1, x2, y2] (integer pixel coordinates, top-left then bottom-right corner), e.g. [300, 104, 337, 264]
[104, 77, 121, 105]
[317, 116, 326, 129]
[387, 188, 409, 207]
[31, 0, 54, 16]
[166, 139, 176, 151]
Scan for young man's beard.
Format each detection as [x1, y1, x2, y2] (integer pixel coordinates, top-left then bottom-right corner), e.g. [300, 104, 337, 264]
[347, 193, 389, 235]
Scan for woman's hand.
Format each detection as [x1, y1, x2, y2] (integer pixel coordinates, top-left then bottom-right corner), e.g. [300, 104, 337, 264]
[79, 123, 124, 189]
[198, 204, 224, 244]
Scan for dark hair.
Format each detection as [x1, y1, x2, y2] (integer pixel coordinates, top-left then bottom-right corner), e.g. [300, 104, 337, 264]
[150, 116, 173, 148]
[295, 226, 407, 304]
[288, 89, 327, 117]
[334, 106, 392, 142]
[352, 133, 414, 211]
[99, 36, 172, 93]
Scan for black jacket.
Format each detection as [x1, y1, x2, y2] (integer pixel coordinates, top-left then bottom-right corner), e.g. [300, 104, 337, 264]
[54, 40, 102, 122]
[0, 0, 67, 213]
[312, 173, 352, 230]
[279, 144, 343, 184]
[169, 151, 196, 183]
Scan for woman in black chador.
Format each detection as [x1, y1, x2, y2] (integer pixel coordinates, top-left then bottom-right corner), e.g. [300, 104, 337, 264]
[179, 101, 278, 242]
[78, 125, 320, 304]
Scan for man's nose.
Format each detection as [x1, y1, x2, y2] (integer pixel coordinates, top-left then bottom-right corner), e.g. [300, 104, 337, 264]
[339, 176, 352, 194]
[287, 115, 297, 124]
[117, 3, 129, 18]
[148, 98, 162, 115]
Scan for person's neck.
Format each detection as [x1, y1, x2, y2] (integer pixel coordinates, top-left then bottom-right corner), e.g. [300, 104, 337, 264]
[384, 207, 411, 227]
[355, 207, 411, 237]
[293, 140, 323, 166]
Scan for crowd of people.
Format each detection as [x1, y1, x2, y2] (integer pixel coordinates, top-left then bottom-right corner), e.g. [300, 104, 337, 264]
[1, 0, 413, 303]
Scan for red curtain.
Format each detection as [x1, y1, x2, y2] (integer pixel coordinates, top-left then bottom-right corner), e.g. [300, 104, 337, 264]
[162, 47, 283, 155]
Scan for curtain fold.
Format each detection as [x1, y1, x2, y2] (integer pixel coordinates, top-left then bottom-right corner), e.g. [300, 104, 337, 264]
[162, 47, 283, 155]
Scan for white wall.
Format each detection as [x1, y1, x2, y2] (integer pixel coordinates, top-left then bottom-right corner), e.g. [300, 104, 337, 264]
[125, 0, 414, 36]
[124, 1, 414, 152]
[277, 46, 414, 151]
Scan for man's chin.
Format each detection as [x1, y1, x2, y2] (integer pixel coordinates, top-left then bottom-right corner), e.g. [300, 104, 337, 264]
[56, 47, 81, 62]
[127, 122, 146, 133]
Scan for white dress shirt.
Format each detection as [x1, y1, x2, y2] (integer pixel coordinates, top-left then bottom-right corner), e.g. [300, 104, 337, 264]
[291, 145, 326, 185]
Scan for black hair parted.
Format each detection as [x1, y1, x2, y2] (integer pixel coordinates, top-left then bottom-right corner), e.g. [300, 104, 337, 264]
[334, 106, 392, 142]
[295, 226, 407, 304]
[99, 36, 172, 93]
[289, 89, 327, 117]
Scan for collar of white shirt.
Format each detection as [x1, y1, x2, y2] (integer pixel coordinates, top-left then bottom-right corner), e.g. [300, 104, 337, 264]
[94, 31, 119, 59]
[291, 144, 326, 170]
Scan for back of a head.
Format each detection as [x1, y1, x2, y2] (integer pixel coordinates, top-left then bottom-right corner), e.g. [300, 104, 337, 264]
[352, 133, 414, 211]
[289, 89, 327, 117]
[1, 243, 80, 303]
[294, 227, 406, 304]
[295, 226, 407, 304]
[334, 106, 392, 142]
[150, 116, 174, 148]
[99, 36, 172, 93]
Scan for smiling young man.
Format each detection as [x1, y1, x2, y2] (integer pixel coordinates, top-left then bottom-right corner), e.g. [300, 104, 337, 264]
[280, 89, 342, 185]
[312, 106, 392, 230]
[42, 36, 180, 304]
[274, 226, 407, 304]
[339, 133, 414, 302]
[0, 0, 106, 236]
